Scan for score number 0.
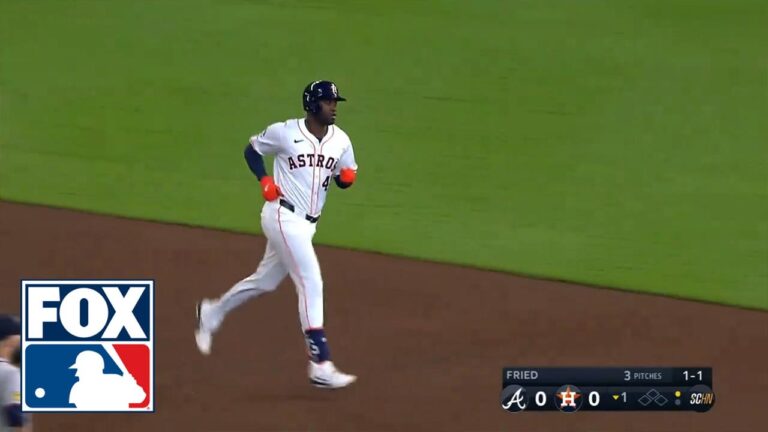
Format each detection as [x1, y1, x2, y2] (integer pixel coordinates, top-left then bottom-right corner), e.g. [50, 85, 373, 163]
[532, 391, 601, 407]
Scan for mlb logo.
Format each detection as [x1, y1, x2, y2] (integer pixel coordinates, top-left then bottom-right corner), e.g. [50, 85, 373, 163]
[20, 280, 154, 412]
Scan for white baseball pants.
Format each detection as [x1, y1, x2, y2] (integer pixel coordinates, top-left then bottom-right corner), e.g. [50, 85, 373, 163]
[209, 200, 324, 331]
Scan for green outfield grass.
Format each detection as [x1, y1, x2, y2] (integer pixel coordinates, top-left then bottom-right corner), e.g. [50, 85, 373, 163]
[1, 0, 766, 309]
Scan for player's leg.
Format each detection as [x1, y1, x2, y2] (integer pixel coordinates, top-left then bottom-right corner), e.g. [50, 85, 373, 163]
[270, 208, 324, 333]
[195, 203, 288, 355]
[200, 239, 288, 333]
[271, 206, 356, 388]
[195, 239, 288, 355]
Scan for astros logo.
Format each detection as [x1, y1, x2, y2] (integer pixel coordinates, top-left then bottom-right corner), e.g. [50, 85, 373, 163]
[555, 384, 583, 413]
[20, 280, 154, 412]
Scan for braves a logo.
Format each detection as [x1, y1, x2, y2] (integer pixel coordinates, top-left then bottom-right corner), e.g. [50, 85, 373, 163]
[503, 388, 527, 410]
[21, 280, 154, 412]
[500, 385, 528, 413]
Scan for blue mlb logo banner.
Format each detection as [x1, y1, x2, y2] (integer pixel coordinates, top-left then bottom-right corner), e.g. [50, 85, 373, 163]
[21, 280, 154, 412]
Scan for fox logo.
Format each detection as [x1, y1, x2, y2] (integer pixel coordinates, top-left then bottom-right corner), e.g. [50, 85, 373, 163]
[21, 280, 154, 412]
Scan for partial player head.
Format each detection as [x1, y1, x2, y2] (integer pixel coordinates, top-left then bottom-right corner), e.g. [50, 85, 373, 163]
[0, 314, 21, 359]
[303, 80, 347, 126]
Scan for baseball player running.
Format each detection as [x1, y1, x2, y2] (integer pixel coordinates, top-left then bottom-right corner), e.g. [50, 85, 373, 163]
[195, 80, 358, 389]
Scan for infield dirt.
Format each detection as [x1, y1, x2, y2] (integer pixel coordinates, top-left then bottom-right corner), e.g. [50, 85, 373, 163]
[1, 201, 765, 431]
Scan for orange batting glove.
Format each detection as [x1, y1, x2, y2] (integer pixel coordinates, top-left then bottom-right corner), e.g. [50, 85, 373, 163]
[260, 176, 282, 201]
[339, 167, 357, 184]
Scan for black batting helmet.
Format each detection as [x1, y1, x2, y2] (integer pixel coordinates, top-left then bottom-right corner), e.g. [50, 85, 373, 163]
[303, 80, 347, 114]
[0, 314, 20, 340]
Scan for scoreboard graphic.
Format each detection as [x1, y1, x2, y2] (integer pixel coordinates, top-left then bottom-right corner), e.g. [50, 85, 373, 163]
[500, 367, 714, 413]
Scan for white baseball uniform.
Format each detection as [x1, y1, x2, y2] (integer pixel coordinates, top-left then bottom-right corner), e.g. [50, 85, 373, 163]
[0, 358, 21, 431]
[208, 118, 357, 331]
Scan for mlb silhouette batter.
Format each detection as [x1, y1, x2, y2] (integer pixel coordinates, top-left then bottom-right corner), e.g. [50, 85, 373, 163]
[68, 350, 145, 410]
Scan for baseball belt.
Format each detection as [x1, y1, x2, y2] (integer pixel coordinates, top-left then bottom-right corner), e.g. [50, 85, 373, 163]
[279, 199, 320, 224]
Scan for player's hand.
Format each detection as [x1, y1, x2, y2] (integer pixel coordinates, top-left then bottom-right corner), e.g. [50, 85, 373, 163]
[339, 168, 357, 184]
[260, 176, 282, 201]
